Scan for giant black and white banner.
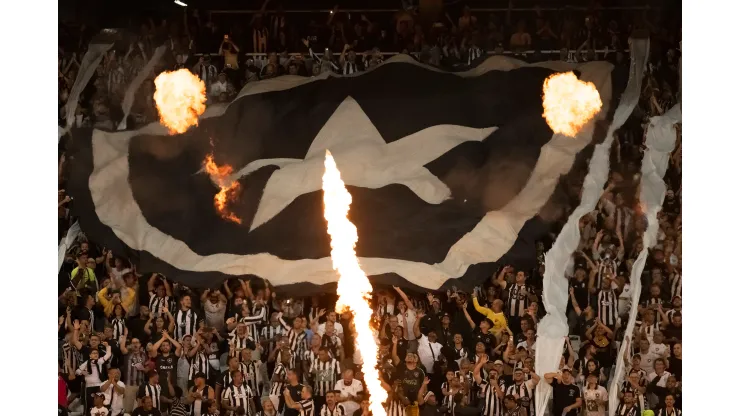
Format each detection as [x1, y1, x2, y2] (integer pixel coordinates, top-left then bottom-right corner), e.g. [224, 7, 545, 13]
[67, 55, 617, 291]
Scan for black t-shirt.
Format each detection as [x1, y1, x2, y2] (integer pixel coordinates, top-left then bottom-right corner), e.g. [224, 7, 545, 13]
[283, 383, 304, 416]
[394, 364, 425, 400]
[155, 354, 177, 386]
[472, 330, 495, 351]
[551, 379, 580, 416]
[132, 408, 162, 416]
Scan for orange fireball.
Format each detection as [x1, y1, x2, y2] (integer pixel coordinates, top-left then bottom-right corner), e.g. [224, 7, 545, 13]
[153, 69, 207, 134]
[203, 154, 241, 224]
[542, 72, 602, 137]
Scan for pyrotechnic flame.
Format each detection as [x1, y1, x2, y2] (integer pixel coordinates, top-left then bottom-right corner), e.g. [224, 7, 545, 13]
[322, 151, 387, 416]
[203, 155, 242, 224]
[153, 69, 207, 134]
[542, 72, 602, 137]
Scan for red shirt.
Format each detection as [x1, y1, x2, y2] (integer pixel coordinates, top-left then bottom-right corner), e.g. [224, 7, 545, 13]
[58, 376, 68, 407]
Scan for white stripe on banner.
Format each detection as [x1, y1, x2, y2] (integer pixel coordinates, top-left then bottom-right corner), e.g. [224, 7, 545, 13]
[117, 44, 169, 131]
[607, 103, 681, 415]
[534, 37, 649, 416]
[64, 43, 115, 131]
[58, 221, 82, 272]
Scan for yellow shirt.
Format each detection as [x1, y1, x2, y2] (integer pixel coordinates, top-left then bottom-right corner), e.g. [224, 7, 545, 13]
[71, 267, 97, 282]
[472, 297, 509, 336]
[97, 287, 136, 317]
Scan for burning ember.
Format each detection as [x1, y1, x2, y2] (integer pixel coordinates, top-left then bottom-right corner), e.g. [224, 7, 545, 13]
[203, 154, 242, 224]
[153, 69, 207, 134]
[542, 72, 602, 137]
[322, 151, 387, 416]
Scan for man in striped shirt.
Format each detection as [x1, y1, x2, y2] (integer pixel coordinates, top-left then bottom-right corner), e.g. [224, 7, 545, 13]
[503, 271, 536, 333]
[283, 385, 315, 416]
[222, 371, 255, 416]
[119, 334, 148, 414]
[279, 314, 308, 364]
[320, 391, 346, 416]
[260, 313, 285, 362]
[308, 347, 341, 411]
[173, 295, 198, 341]
[217, 356, 243, 408]
[504, 368, 540, 416]
[595, 277, 619, 328]
[473, 358, 505, 416]
[147, 274, 173, 318]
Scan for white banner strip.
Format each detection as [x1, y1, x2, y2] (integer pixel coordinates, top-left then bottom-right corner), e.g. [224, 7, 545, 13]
[534, 37, 650, 416]
[64, 43, 115, 130]
[58, 221, 82, 273]
[607, 103, 681, 415]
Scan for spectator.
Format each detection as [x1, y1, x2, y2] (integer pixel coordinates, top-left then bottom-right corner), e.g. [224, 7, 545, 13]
[544, 368, 581, 416]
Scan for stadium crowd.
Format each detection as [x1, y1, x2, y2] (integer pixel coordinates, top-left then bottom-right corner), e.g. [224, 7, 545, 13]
[58, 2, 682, 416]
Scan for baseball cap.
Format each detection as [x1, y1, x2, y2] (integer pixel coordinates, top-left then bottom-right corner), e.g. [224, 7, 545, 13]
[493, 360, 504, 366]
[561, 366, 572, 373]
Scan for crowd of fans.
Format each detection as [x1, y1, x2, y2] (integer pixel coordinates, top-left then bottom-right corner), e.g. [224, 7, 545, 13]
[58, 3, 682, 416]
[58, 1, 680, 130]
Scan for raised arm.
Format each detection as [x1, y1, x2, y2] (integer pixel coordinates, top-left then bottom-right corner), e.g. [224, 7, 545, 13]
[462, 302, 476, 329]
[391, 336, 401, 365]
[393, 286, 416, 311]
[413, 311, 424, 339]
[147, 273, 158, 292]
[472, 295, 493, 317]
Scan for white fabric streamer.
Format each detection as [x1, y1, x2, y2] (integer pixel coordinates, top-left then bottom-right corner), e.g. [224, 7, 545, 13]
[534, 38, 649, 416]
[607, 103, 681, 415]
[58, 221, 82, 272]
[117, 44, 169, 131]
[63, 43, 115, 131]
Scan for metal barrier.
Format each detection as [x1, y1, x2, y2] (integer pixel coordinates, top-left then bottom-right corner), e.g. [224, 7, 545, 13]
[193, 48, 628, 58]
[209, 6, 652, 14]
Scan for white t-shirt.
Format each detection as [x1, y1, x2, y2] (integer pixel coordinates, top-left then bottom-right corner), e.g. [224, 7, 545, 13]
[90, 406, 109, 416]
[102, 381, 126, 412]
[334, 379, 364, 415]
[649, 342, 668, 358]
[583, 386, 608, 416]
[396, 310, 417, 340]
[318, 322, 344, 338]
[647, 371, 671, 388]
[417, 334, 442, 374]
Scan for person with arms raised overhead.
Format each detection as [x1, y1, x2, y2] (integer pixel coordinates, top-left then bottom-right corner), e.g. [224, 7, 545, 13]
[543, 367, 581, 416]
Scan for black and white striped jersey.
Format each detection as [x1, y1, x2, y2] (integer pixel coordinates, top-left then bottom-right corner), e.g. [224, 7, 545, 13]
[269, 363, 287, 396]
[309, 358, 342, 397]
[239, 306, 267, 340]
[260, 325, 284, 355]
[188, 351, 211, 382]
[384, 399, 406, 416]
[239, 360, 261, 395]
[478, 379, 506, 416]
[61, 342, 81, 375]
[189, 385, 212, 416]
[504, 380, 535, 415]
[230, 335, 256, 358]
[138, 382, 162, 410]
[148, 292, 172, 318]
[222, 383, 254, 416]
[597, 289, 619, 327]
[506, 284, 532, 318]
[614, 403, 640, 416]
[656, 408, 681, 416]
[111, 317, 127, 340]
[122, 351, 148, 387]
[174, 309, 198, 341]
[297, 399, 315, 416]
[467, 46, 483, 65]
[320, 403, 346, 416]
[669, 273, 681, 299]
